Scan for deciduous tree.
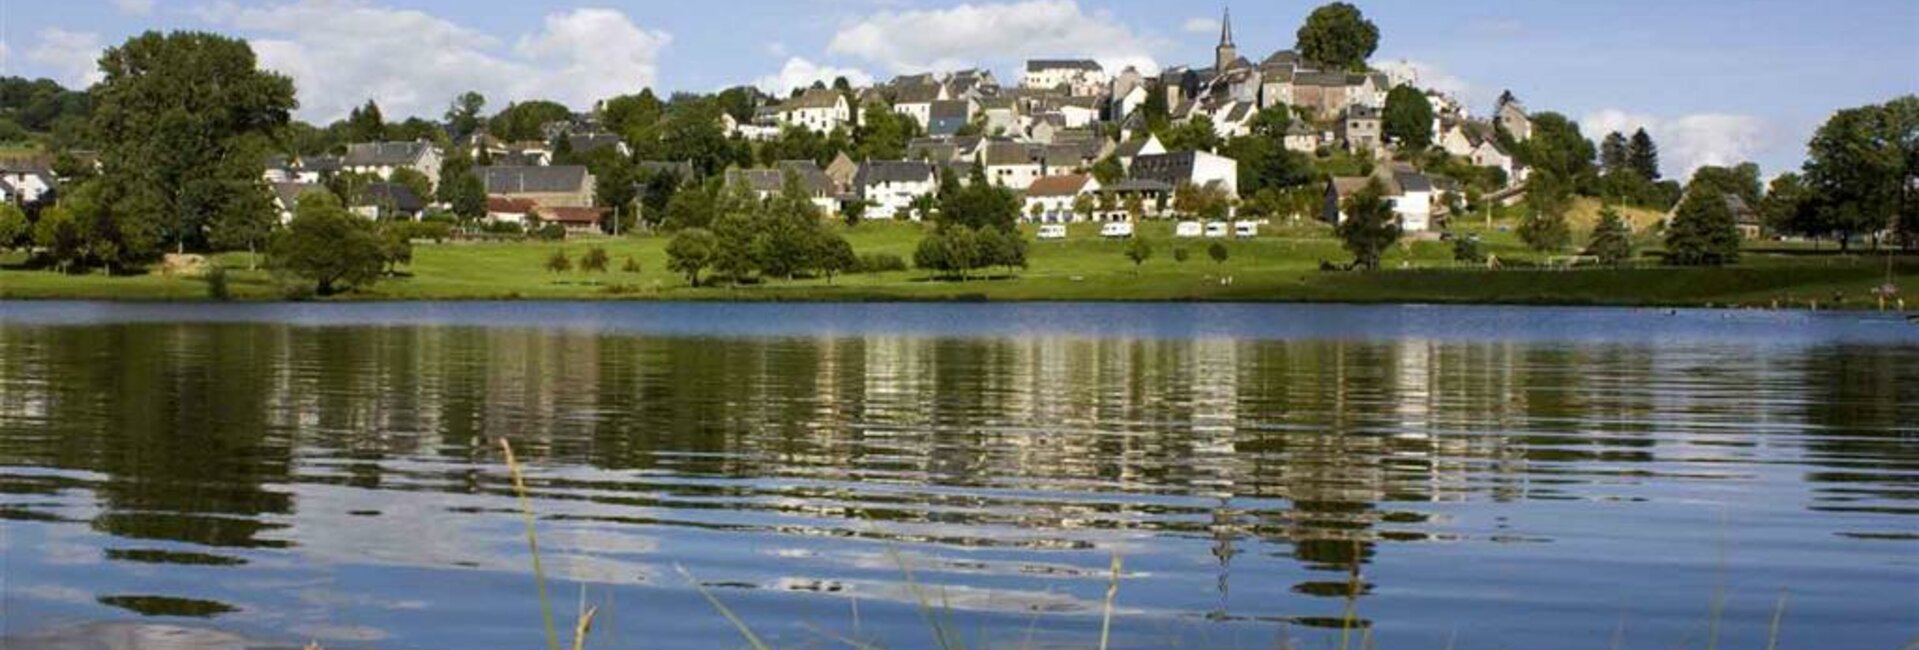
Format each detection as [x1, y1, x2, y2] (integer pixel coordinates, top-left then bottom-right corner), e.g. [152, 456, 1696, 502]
[1337, 178, 1401, 270]
[1296, 3, 1379, 70]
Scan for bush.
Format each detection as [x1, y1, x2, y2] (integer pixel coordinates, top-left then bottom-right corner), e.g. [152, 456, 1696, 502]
[272, 192, 386, 295]
[535, 223, 567, 241]
[204, 264, 231, 301]
[580, 246, 610, 273]
[1173, 247, 1190, 263]
[544, 249, 572, 273]
[857, 253, 907, 273]
[1208, 242, 1230, 264]
[621, 256, 641, 274]
[1452, 236, 1484, 263]
[482, 220, 525, 235]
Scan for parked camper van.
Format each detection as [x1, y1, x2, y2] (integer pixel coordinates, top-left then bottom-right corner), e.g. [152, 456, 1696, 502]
[1175, 221, 1203, 238]
[1204, 222, 1229, 238]
[1100, 222, 1135, 239]
[1037, 224, 1068, 241]
[1234, 221, 1259, 238]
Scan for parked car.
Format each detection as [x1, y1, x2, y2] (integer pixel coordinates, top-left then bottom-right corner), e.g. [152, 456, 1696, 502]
[1204, 222, 1229, 238]
[1036, 224, 1068, 240]
[1234, 221, 1259, 238]
[1175, 221, 1203, 238]
[1100, 222, 1135, 239]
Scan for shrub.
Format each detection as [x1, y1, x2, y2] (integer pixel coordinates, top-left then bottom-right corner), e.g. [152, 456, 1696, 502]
[1452, 236, 1484, 263]
[204, 264, 231, 301]
[544, 249, 572, 273]
[1173, 247, 1190, 263]
[857, 253, 907, 273]
[580, 246, 610, 273]
[535, 223, 567, 241]
[621, 256, 641, 274]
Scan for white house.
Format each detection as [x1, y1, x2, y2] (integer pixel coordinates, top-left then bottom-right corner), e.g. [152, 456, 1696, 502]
[1022, 59, 1108, 96]
[1129, 151, 1240, 201]
[854, 160, 938, 220]
[1324, 165, 1436, 232]
[1022, 174, 1102, 223]
[342, 141, 443, 190]
[0, 164, 57, 204]
[778, 88, 852, 134]
[891, 83, 947, 129]
[979, 140, 1047, 191]
[1440, 121, 1522, 185]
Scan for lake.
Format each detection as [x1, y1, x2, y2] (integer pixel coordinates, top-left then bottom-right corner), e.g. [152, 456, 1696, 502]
[0, 302, 1915, 649]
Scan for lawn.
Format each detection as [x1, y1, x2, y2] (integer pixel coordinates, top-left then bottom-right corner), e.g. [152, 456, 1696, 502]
[3, 218, 1915, 309]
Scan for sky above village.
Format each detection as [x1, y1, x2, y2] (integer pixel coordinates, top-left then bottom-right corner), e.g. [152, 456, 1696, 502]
[1, 0, 1913, 180]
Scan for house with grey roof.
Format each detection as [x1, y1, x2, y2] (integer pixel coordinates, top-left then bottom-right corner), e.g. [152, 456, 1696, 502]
[343, 141, 443, 191]
[779, 88, 851, 134]
[350, 182, 427, 221]
[853, 160, 938, 221]
[270, 182, 325, 224]
[1340, 105, 1385, 154]
[1324, 163, 1436, 232]
[927, 100, 975, 137]
[1022, 59, 1108, 96]
[476, 165, 597, 209]
[563, 132, 631, 159]
[1130, 151, 1240, 204]
[725, 160, 840, 215]
[978, 139, 1049, 190]
[892, 83, 948, 129]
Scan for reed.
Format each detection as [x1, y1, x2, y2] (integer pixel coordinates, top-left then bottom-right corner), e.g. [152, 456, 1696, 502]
[1098, 553, 1123, 650]
[678, 564, 773, 650]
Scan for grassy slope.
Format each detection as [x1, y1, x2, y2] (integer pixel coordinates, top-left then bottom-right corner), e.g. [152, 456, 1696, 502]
[3, 217, 1915, 308]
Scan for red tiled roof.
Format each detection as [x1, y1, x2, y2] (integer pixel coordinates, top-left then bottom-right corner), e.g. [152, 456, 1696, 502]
[487, 196, 538, 213]
[1024, 174, 1092, 198]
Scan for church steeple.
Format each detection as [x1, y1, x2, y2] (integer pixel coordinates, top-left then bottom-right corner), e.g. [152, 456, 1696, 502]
[1215, 7, 1238, 72]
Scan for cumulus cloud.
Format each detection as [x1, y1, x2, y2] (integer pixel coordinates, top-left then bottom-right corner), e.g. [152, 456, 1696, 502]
[1582, 109, 1774, 180]
[755, 57, 872, 96]
[827, 0, 1162, 75]
[26, 28, 105, 88]
[1183, 17, 1221, 35]
[114, 0, 156, 16]
[198, 1, 669, 123]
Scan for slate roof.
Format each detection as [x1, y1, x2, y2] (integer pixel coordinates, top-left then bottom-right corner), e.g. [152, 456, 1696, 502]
[1027, 59, 1103, 72]
[358, 182, 426, 213]
[929, 100, 972, 122]
[854, 160, 937, 188]
[478, 165, 591, 194]
[1116, 136, 1156, 158]
[635, 161, 696, 179]
[1128, 152, 1203, 186]
[979, 140, 1041, 167]
[726, 160, 836, 196]
[894, 84, 943, 105]
[270, 182, 322, 209]
[783, 88, 845, 111]
[907, 139, 959, 162]
[344, 141, 432, 167]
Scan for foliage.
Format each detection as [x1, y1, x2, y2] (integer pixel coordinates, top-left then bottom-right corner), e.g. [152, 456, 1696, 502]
[270, 190, 384, 295]
[344, 100, 386, 142]
[1801, 96, 1917, 249]
[1688, 163, 1763, 207]
[490, 100, 572, 142]
[91, 31, 297, 258]
[915, 225, 981, 280]
[1520, 171, 1575, 251]
[208, 174, 277, 267]
[854, 103, 921, 161]
[0, 75, 93, 136]
[1381, 85, 1434, 150]
[444, 91, 487, 140]
[1173, 182, 1235, 221]
[1759, 172, 1823, 241]
[204, 263, 231, 300]
[438, 150, 487, 221]
[1452, 236, 1484, 263]
[1173, 247, 1190, 263]
[1090, 155, 1125, 185]
[816, 235, 858, 283]
[853, 252, 906, 274]
[32, 204, 86, 272]
[544, 248, 572, 273]
[1665, 186, 1741, 266]
[1208, 241, 1230, 264]
[1336, 178, 1401, 270]
[1295, 2, 1380, 70]
[600, 89, 664, 139]
[1517, 112, 1596, 189]
[1161, 116, 1222, 153]
[534, 223, 567, 241]
[1627, 128, 1661, 181]
[0, 203, 28, 252]
[389, 167, 435, 207]
[1224, 134, 1314, 195]
[580, 246, 610, 273]
[938, 177, 1021, 232]
[666, 227, 719, 286]
[622, 256, 642, 274]
[378, 222, 414, 273]
[1586, 206, 1635, 266]
[1124, 237, 1153, 273]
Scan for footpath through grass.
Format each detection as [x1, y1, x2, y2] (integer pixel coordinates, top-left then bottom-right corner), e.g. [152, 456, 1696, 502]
[3, 219, 1916, 309]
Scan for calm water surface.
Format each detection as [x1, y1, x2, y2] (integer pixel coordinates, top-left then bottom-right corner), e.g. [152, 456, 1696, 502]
[0, 302, 1915, 649]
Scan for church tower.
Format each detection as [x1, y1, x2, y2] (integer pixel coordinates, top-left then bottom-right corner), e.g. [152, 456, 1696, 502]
[1215, 7, 1237, 72]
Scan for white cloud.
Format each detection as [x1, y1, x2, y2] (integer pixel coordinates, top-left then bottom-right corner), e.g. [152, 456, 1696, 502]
[1183, 17, 1221, 35]
[26, 28, 105, 88]
[1582, 109, 1775, 180]
[199, 1, 669, 123]
[827, 0, 1162, 75]
[755, 57, 872, 96]
[114, 0, 156, 16]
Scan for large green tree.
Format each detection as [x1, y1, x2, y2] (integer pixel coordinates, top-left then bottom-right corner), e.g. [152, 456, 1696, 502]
[444, 91, 487, 140]
[666, 227, 718, 286]
[1802, 96, 1917, 250]
[489, 100, 572, 142]
[345, 99, 386, 143]
[271, 190, 385, 294]
[1337, 178, 1401, 270]
[1586, 205, 1635, 266]
[1519, 112, 1597, 186]
[1665, 185, 1741, 266]
[1381, 85, 1434, 150]
[90, 31, 296, 258]
[1519, 171, 1574, 252]
[1627, 128, 1661, 180]
[1760, 172, 1823, 243]
[1296, 3, 1380, 70]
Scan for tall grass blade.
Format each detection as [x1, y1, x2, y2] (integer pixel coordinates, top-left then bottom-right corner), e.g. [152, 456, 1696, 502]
[501, 438, 562, 650]
[887, 545, 961, 650]
[677, 565, 773, 650]
[1098, 553, 1123, 650]
[1336, 540, 1362, 650]
[1766, 589, 1788, 650]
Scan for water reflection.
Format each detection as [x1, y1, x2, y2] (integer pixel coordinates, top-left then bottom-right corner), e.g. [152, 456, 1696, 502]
[0, 312, 1916, 649]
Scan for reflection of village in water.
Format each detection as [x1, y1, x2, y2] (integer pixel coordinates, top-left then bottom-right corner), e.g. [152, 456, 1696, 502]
[0, 323, 1914, 645]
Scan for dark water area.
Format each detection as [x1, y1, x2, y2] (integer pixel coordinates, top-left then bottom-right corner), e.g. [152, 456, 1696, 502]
[0, 302, 1915, 649]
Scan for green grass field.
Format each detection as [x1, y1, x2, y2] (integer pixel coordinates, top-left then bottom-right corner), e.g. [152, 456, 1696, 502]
[4, 215, 1915, 309]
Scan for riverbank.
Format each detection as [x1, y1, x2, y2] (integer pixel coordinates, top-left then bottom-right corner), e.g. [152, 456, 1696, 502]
[3, 220, 1914, 309]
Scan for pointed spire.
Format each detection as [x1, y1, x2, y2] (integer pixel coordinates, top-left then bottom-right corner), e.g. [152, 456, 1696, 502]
[1220, 7, 1235, 47]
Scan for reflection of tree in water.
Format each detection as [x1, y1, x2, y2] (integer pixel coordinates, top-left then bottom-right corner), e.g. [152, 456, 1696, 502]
[20, 325, 301, 549]
[1798, 348, 1919, 516]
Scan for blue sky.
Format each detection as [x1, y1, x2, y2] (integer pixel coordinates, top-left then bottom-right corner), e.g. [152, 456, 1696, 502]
[1, 0, 1914, 178]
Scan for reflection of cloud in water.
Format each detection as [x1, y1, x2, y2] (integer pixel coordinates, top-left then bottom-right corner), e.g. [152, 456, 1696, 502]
[275, 482, 659, 584]
[1, 622, 301, 650]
